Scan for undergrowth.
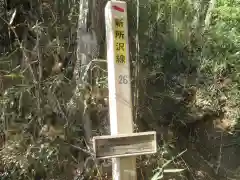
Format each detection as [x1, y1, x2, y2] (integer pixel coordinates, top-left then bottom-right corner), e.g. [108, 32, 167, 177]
[0, 0, 240, 179]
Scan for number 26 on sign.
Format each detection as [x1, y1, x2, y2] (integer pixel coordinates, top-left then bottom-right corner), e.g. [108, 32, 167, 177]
[119, 75, 128, 84]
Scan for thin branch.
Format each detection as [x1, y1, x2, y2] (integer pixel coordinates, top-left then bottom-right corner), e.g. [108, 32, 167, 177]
[204, 0, 216, 32]
[134, 0, 140, 122]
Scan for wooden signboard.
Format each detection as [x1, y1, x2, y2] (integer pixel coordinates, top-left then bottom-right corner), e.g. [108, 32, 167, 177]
[105, 1, 137, 179]
[92, 1, 157, 180]
[93, 131, 157, 159]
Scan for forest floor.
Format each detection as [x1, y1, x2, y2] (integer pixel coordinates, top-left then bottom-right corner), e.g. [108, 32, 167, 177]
[155, 118, 240, 180]
[92, 117, 240, 180]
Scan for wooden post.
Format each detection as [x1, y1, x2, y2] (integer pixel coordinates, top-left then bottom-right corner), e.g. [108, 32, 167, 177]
[92, 1, 157, 180]
[105, 1, 136, 179]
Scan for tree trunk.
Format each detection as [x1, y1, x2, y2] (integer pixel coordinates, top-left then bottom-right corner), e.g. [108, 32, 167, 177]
[75, 0, 92, 145]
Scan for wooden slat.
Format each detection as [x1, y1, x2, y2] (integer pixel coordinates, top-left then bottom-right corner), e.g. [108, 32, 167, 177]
[93, 131, 157, 159]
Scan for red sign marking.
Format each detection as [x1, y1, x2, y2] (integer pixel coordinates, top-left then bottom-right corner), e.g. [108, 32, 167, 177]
[113, 5, 124, 12]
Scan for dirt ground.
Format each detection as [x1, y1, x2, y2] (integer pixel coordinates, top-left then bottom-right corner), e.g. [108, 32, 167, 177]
[167, 117, 240, 180]
[91, 117, 240, 180]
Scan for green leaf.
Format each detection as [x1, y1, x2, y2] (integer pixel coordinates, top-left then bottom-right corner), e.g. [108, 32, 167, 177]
[151, 171, 163, 180]
[3, 74, 24, 79]
[9, 8, 17, 25]
[163, 168, 185, 173]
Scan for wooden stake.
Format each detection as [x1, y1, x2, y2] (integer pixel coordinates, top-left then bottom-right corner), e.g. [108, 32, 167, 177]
[105, 1, 136, 179]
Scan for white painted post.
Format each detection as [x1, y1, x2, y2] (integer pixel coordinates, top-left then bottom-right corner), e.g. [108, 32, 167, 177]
[105, 1, 136, 180]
